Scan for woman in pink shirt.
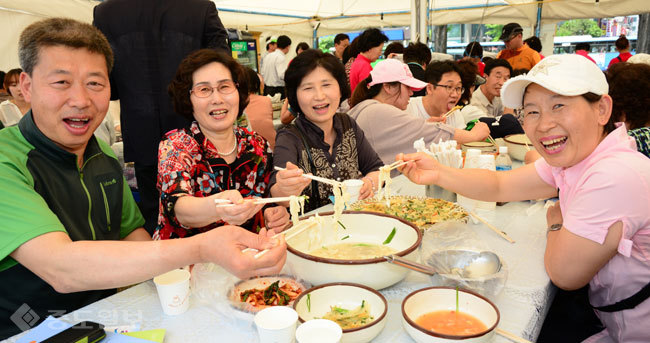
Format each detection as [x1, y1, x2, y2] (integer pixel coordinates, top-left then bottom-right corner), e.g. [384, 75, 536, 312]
[398, 54, 650, 342]
[348, 28, 388, 93]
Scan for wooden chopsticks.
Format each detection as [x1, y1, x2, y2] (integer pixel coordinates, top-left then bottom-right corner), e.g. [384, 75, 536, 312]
[274, 166, 342, 187]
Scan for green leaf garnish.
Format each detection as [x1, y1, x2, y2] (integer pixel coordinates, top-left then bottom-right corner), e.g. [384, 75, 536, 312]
[307, 294, 311, 312]
[341, 235, 350, 240]
[361, 300, 365, 308]
[456, 286, 459, 313]
[383, 227, 396, 245]
[337, 220, 347, 230]
[333, 306, 349, 314]
[354, 243, 371, 247]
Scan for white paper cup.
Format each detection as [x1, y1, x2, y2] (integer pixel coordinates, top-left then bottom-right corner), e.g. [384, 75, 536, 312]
[295, 319, 342, 343]
[254, 306, 298, 343]
[343, 179, 363, 204]
[153, 269, 191, 315]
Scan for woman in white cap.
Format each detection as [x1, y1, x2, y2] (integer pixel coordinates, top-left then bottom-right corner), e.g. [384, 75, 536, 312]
[270, 49, 383, 212]
[347, 58, 489, 166]
[398, 54, 650, 342]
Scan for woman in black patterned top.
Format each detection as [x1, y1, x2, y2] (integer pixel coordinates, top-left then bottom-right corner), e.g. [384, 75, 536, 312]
[269, 49, 383, 211]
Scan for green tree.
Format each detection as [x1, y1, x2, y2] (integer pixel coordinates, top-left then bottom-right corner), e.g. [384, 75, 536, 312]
[556, 19, 603, 37]
[318, 35, 334, 53]
[485, 24, 504, 42]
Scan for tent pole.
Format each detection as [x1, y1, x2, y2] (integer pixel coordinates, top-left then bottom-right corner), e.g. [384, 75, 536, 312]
[535, 0, 543, 37]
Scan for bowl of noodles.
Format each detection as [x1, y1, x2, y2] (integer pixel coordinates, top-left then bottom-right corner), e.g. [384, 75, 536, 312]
[293, 282, 388, 343]
[285, 211, 422, 290]
[504, 134, 534, 161]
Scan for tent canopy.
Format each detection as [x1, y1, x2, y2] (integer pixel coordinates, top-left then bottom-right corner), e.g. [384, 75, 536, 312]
[0, 0, 646, 70]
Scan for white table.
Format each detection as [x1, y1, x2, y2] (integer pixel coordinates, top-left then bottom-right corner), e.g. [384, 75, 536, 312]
[8, 176, 555, 343]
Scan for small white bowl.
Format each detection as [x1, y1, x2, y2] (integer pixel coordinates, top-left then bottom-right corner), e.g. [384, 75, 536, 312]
[294, 283, 388, 343]
[402, 287, 499, 343]
[295, 319, 342, 343]
[504, 134, 534, 161]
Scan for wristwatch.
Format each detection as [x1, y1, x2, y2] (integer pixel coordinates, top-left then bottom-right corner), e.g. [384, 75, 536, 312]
[547, 223, 562, 234]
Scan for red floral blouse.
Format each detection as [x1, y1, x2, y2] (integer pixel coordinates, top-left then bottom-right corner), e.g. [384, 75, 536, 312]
[154, 122, 272, 240]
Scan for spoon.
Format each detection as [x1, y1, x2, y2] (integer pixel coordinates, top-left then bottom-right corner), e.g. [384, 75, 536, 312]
[386, 251, 502, 278]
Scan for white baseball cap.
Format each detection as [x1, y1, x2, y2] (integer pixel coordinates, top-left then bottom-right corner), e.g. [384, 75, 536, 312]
[368, 59, 427, 90]
[501, 54, 608, 109]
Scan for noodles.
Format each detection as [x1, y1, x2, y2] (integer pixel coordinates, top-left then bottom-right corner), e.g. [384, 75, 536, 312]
[322, 301, 374, 330]
[377, 165, 392, 206]
[289, 195, 306, 226]
[306, 214, 325, 251]
[331, 182, 350, 235]
[309, 242, 396, 260]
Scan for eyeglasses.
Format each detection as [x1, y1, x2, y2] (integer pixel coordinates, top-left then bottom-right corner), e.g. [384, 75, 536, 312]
[435, 84, 465, 95]
[190, 80, 238, 98]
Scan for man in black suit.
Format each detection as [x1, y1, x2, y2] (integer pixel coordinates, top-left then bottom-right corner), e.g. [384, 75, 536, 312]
[94, 0, 230, 235]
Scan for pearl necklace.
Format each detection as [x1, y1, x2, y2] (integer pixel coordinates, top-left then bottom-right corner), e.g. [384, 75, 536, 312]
[218, 134, 238, 156]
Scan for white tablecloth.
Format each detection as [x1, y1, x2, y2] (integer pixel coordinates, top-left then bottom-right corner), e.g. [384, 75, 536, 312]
[8, 176, 555, 343]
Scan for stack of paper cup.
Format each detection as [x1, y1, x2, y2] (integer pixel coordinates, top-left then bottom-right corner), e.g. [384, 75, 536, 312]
[153, 269, 191, 315]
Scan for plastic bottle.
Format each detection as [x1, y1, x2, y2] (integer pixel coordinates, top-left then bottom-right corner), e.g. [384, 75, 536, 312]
[457, 151, 496, 213]
[495, 146, 513, 171]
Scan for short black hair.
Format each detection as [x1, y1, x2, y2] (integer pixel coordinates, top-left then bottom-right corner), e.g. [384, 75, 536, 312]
[295, 42, 310, 55]
[357, 28, 388, 53]
[523, 36, 542, 53]
[285, 49, 350, 117]
[383, 42, 404, 58]
[463, 42, 483, 59]
[615, 35, 630, 51]
[424, 61, 462, 85]
[334, 33, 350, 45]
[244, 66, 261, 94]
[484, 59, 513, 76]
[404, 42, 432, 66]
[277, 35, 292, 49]
[575, 42, 591, 51]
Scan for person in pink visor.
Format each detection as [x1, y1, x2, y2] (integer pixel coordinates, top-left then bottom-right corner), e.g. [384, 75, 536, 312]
[397, 54, 650, 342]
[347, 58, 489, 167]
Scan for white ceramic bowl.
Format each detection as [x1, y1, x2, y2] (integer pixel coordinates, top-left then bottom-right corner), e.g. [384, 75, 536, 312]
[402, 287, 499, 343]
[461, 141, 496, 154]
[286, 211, 422, 290]
[294, 283, 387, 343]
[504, 134, 534, 161]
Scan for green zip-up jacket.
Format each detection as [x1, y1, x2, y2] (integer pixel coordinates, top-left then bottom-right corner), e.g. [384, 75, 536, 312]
[0, 111, 144, 339]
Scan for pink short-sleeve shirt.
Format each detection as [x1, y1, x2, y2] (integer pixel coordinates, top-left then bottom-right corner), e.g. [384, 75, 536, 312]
[535, 125, 650, 343]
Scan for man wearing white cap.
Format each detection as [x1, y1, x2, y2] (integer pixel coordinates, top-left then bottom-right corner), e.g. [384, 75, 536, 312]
[348, 59, 489, 167]
[398, 54, 650, 342]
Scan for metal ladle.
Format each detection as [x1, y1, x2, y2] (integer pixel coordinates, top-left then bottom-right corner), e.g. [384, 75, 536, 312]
[385, 250, 502, 278]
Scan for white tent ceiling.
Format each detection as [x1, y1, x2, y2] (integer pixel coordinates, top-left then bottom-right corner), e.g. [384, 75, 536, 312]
[0, 0, 648, 70]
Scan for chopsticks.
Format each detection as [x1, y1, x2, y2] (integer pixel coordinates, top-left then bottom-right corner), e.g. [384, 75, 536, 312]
[487, 135, 498, 147]
[384, 255, 436, 276]
[442, 105, 462, 119]
[214, 196, 295, 208]
[274, 166, 342, 187]
[384, 160, 408, 171]
[469, 211, 515, 244]
[524, 141, 531, 151]
[242, 219, 319, 259]
[495, 328, 533, 343]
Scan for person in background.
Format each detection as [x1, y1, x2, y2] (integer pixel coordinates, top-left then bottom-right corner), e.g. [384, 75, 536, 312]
[295, 42, 310, 56]
[462, 41, 485, 75]
[270, 49, 382, 212]
[607, 62, 650, 158]
[157, 50, 289, 240]
[455, 59, 488, 122]
[575, 42, 597, 64]
[260, 37, 277, 71]
[0, 18, 286, 340]
[0, 68, 30, 127]
[400, 54, 650, 343]
[497, 23, 541, 70]
[94, 0, 230, 236]
[383, 41, 404, 59]
[404, 42, 432, 97]
[524, 36, 544, 59]
[0, 71, 9, 103]
[347, 59, 489, 166]
[333, 33, 350, 62]
[349, 28, 388, 92]
[343, 37, 359, 86]
[628, 53, 650, 65]
[242, 67, 276, 149]
[608, 35, 633, 68]
[261, 35, 292, 98]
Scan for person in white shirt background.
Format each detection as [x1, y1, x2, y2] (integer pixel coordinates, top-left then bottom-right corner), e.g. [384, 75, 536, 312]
[469, 58, 512, 120]
[261, 35, 291, 99]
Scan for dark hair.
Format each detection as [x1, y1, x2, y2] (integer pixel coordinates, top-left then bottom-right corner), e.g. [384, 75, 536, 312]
[295, 42, 310, 55]
[424, 60, 462, 85]
[244, 67, 261, 95]
[383, 42, 404, 58]
[342, 37, 360, 65]
[266, 43, 273, 51]
[607, 62, 650, 130]
[19, 18, 113, 75]
[349, 76, 401, 108]
[484, 58, 513, 76]
[615, 35, 630, 51]
[277, 35, 292, 49]
[334, 33, 350, 45]
[285, 49, 350, 117]
[482, 56, 494, 64]
[456, 60, 479, 104]
[357, 28, 388, 53]
[575, 42, 591, 52]
[3, 68, 22, 97]
[168, 49, 249, 122]
[582, 92, 616, 134]
[463, 42, 483, 59]
[0, 71, 5, 89]
[511, 68, 529, 77]
[523, 36, 542, 53]
[403, 42, 432, 66]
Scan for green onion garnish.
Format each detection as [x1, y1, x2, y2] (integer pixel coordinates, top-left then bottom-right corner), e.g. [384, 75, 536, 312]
[307, 294, 311, 312]
[456, 286, 459, 313]
[354, 243, 371, 247]
[361, 300, 365, 308]
[337, 220, 347, 230]
[341, 235, 350, 240]
[383, 227, 396, 245]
